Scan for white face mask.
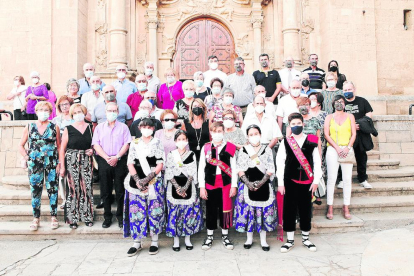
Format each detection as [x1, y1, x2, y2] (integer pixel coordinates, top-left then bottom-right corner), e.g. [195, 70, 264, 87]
[145, 68, 153, 76]
[249, 135, 261, 145]
[195, 80, 204, 88]
[37, 111, 49, 121]
[141, 128, 153, 138]
[223, 96, 233, 105]
[209, 62, 218, 70]
[255, 105, 265, 114]
[164, 120, 175, 130]
[290, 89, 301, 97]
[91, 83, 100, 91]
[212, 87, 221, 95]
[211, 132, 224, 143]
[175, 141, 188, 150]
[73, 113, 85, 122]
[223, 120, 234, 129]
[32, 78, 39, 84]
[167, 76, 175, 84]
[184, 90, 195, 98]
[84, 71, 93, 78]
[258, 93, 266, 99]
[137, 109, 149, 119]
[327, 81, 336, 88]
[106, 112, 118, 122]
[14, 80, 19, 86]
[310, 101, 318, 108]
[117, 72, 126, 79]
[137, 83, 147, 92]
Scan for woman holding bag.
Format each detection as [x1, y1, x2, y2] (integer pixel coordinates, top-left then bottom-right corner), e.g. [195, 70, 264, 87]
[59, 103, 94, 228]
[324, 95, 356, 220]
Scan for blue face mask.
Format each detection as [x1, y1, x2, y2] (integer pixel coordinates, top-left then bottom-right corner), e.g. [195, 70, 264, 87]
[344, 92, 354, 99]
[148, 99, 155, 106]
[291, 126, 303, 135]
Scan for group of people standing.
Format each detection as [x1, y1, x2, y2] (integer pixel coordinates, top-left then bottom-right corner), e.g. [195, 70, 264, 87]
[17, 52, 376, 256]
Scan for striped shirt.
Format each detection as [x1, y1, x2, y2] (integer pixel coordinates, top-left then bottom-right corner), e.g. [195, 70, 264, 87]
[302, 67, 325, 90]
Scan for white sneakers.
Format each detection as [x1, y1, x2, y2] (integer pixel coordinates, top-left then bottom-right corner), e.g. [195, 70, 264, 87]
[359, 181, 373, 189]
[337, 181, 344, 189]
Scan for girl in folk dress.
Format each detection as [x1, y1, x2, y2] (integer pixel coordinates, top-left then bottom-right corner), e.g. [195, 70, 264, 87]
[165, 130, 203, 251]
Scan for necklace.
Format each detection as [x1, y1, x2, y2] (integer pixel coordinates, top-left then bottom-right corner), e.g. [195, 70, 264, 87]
[194, 123, 203, 150]
[164, 129, 175, 140]
[168, 84, 174, 101]
[179, 149, 187, 156]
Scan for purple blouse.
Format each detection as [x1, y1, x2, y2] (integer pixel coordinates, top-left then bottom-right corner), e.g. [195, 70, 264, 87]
[154, 129, 178, 158]
[25, 85, 49, 114]
[157, 81, 184, 110]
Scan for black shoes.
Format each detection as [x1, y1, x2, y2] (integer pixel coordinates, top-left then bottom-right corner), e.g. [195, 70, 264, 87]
[186, 245, 193, 250]
[127, 246, 142, 257]
[244, 243, 252, 249]
[172, 246, 180, 252]
[96, 200, 104, 209]
[262, 246, 270, 251]
[149, 246, 159, 255]
[118, 221, 123, 229]
[102, 219, 112, 228]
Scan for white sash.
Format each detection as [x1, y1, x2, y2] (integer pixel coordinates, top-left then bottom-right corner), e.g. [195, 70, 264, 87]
[245, 145, 267, 175]
[136, 142, 157, 200]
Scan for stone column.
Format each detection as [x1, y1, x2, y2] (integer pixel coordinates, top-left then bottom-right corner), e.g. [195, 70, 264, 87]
[282, 0, 300, 63]
[251, 1, 263, 69]
[108, 0, 127, 69]
[147, 0, 158, 75]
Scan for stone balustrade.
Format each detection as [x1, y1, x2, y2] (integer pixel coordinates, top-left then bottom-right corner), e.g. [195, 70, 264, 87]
[0, 116, 412, 179]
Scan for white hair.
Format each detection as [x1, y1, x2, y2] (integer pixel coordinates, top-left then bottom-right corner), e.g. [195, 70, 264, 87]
[30, 71, 40, 78]
[105, 102, 119, 112]
[193, 71, 204, 80]
[144, 61, 154, 68]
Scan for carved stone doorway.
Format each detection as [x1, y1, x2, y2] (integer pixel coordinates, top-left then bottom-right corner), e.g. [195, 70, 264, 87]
[174, 18, 236, 80]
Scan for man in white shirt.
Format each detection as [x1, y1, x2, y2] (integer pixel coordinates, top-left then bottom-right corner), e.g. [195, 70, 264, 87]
[133, 91, 163, 121]
[81, 75, 105, 121]
[276, 112, 322, 253]
[242, 95, 282, 148]
[144, 61, 161, 93]
[203, 55, 228, 88]
[198, 122, 237, 251]
[279, 57, 301, 96]
[245, 85, 276, 119]
[276, 79, 301, 135]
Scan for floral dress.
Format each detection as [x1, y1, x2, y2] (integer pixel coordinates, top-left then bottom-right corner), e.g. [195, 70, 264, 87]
[165, 150, 203, 237]
[233, 145, 277, 233]
[27, 122, 59, 218]
[123, 137, 165, 240]
[211, 104, 242, 127]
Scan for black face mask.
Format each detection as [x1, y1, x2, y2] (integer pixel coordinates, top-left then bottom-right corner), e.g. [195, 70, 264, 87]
[329, 66, 338, 72]
[302, 79, 310, 87]
[192, 107, 203, 116]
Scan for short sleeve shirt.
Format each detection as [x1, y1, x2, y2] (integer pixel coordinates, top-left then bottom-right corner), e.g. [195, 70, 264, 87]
[345, 96, 373, 120]
[91, 101, 133, 124]
[252, 69, 282, 104]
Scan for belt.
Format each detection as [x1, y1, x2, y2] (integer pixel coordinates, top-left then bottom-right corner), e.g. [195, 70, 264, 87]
[240, 105, 248, 109]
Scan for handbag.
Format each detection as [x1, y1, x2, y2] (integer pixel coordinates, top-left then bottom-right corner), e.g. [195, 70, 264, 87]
[88, 125, 99, 170]
[333, 114, 355, 164]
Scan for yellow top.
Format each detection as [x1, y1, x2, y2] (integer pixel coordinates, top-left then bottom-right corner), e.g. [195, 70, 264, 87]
[328, 116, 351, 146]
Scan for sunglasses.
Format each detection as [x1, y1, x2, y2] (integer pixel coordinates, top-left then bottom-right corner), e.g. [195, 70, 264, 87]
[223, 117, 234, 121]
[164, 118, 177, 122]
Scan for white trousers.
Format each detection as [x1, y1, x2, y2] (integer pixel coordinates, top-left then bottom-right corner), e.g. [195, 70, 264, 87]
[326, 146, 353, 205]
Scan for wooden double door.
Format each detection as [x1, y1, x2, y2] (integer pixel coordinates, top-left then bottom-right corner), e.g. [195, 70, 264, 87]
[174, 18, 236, 80]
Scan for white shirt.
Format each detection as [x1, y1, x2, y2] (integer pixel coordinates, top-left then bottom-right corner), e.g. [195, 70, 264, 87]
[81, 90, 105, 115]
[278, 68, 301, 90]
[275, 94, 299, 123]
[245, 101, 276, 120]
[241, 112, 283, 144]
[276, 134, 322, 187]
[203, 69, 227, 88]
[198, 142, 237, 188]
[10, 86, 27, 110]
[133, 107, 163, 121]
[147, 75, 161, 93]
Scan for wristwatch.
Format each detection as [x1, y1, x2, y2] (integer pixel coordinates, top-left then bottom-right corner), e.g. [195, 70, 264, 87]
[116, 154, 121, 161]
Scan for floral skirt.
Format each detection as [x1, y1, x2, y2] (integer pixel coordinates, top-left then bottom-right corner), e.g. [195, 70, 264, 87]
[123, 177, 165, 240]
[165, 182, 203, 237]
[233, 182, 277, 233]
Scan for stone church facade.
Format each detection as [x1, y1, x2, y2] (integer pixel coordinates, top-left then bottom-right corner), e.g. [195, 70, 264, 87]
[0, 0, 413, 114]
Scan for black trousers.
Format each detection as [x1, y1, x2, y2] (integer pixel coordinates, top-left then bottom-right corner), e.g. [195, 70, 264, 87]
[26, 113, 38, 120]
[96, 155, 127, 221]
[283, 179, 312, 232]
[354, 146, 368, 183]
[13, 109, 25, 120]
[206, 188, 227, 230]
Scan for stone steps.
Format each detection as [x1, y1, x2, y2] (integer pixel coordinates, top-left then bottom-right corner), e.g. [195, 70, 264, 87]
[352, 159, 400, 171]
[1, 211, 413, 240]
[367, 150, 380, 160]
[357, 166, 414, 182]
[313, 195, 414, 215]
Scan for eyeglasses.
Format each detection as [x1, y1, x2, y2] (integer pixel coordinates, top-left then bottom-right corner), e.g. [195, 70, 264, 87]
[164, 118, 177, 122]
[104, 90, 115, 93]
[145, 97, 156, 100]
[223, 117, 234, 121]
[117, 69, 127, 72]
[59, 103, 70, 107]
[136, 80, 146, 83]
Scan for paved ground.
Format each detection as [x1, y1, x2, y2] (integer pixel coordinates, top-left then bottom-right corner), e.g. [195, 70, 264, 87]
[1, 225, 413, 276]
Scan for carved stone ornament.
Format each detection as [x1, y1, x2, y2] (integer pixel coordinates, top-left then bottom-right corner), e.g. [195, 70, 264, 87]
[235, 33, 251, 57]
[97, 0, 106, 8]
[263, 33, 274, 67]
[95, 23, 108, 68]
[161, 35, 176, 59]
[251, 17, 263, 29]
[136, 34, 147, 67]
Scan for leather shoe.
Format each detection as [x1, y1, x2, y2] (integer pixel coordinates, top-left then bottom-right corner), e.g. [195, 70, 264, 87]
[96, 200, 104, 209]
[262, 246, 270, 252]
[172, 246, 180, 252]
[149, 246, 159, 255]
[244, 243, 252, 249]
[118, 221, 123, 229]
[186, 245, 193, 250]
[102, 219, 112, 228]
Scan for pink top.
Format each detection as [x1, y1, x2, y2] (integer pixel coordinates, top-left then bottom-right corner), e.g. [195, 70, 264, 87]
[157, 81, 184, 109]
[48, 90, 57, 120]
[126, 92, 145, 118]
